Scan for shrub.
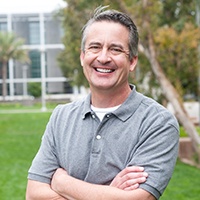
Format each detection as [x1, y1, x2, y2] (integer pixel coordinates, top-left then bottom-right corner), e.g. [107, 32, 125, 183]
[28, 82, 41, 98]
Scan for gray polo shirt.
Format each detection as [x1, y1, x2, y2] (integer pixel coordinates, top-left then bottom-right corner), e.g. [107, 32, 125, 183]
[28, 85, 179, 199]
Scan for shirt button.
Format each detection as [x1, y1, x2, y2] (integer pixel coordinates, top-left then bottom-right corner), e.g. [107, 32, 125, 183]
[92, 114, 95, 119]
[96, 135, 101, 140]
[106, 114, 110, 118]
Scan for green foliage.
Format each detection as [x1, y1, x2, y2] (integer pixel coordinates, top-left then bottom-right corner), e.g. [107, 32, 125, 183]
[28, 82, 41, 98]
[0, 32, 29, 63]
[127, 0, 200, 101]
[154, 23, 200, 97]
[159, 0, 196, 29]
[129, 0, 200, 101]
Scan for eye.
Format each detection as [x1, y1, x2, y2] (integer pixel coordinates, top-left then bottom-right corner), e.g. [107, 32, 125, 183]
[88, 45, 102, 53]
[110, 47, 124, 55]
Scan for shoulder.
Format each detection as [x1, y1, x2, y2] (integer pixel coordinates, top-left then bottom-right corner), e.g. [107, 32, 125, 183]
[49, 97, 87, 124]
[56, 99, 84, 112]
[138, 94, 179, 131]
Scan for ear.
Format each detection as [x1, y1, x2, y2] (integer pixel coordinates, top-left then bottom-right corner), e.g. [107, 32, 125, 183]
[80, 51, 85, 66]
[129, 56, 138, 72]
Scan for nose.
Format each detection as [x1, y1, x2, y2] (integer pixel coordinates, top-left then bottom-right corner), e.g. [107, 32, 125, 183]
[96, 48, 111, 64]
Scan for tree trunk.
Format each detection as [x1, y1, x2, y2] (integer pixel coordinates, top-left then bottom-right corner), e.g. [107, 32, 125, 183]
[2, 61, 7, 100]
[139, 33, 200, 163]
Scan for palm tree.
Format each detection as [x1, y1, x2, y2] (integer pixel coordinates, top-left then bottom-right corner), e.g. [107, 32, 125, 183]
[0, 31, 29, 100]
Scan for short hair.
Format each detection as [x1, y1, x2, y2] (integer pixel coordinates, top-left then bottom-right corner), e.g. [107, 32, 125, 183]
[81, 6, 139, 60]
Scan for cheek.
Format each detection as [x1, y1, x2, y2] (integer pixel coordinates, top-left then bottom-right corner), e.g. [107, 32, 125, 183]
[81, 54, 96, 67]
[116, 59, 130, 71]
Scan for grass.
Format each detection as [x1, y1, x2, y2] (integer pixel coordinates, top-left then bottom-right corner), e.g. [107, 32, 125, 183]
[0, 106, 200, 200]
[0, 101, 59, 111]
[160, 160, 200, 200]
[0, 111, 51, 200]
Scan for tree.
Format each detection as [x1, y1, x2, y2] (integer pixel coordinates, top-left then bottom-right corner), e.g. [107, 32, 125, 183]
[0, 31, 29, 100]
[154, 24, 200, 98]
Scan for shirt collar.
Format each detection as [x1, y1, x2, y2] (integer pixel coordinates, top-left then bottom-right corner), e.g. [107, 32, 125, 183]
[81, 93, 93, 119]
[81, 85, 144, 121]
[113, 85, 144, 121]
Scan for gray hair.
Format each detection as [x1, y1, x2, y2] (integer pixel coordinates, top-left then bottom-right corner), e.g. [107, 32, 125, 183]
[81, 6, 139, 60]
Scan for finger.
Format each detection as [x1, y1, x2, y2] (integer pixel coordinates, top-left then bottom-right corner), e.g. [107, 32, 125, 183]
[112, 174, 147, 190]
[110, 167, 147, 188]
[118, 166, 145, 177]
[119, 172, 148, 186]
[122, 166, 144, 176]
[120, 176, 147, 190]
[124, 183, 139, 191]
[124, 172, 148, 179]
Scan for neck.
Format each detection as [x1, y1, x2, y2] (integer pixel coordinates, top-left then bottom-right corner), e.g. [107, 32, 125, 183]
[90, 84, 132, 108]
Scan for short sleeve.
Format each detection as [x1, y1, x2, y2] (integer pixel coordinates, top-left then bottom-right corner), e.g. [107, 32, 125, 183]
[27, 106, 62, 184]
[127, 109, 179, 199]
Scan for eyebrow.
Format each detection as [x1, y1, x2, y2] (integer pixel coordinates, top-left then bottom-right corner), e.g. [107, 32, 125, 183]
[88, 42, 101, 46]
[109, 43, 125, 49]
[88, 42, 126, 49]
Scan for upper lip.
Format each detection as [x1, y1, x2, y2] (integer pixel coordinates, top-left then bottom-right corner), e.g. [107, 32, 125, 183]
[92, 63, 116, 70]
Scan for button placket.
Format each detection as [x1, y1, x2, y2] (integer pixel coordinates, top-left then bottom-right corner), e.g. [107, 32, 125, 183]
[94, 115, 111, 141]
[91, 114, 112, 154]
[90, 114, 102, 155]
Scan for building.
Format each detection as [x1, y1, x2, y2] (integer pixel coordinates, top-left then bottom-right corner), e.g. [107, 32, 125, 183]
[0, 11, 73, 101]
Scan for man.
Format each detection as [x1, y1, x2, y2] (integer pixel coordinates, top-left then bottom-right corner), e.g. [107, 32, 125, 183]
[26, 6, 179, 200]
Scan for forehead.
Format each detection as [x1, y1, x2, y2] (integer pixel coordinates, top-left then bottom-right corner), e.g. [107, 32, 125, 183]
[85, 21, 129, 46]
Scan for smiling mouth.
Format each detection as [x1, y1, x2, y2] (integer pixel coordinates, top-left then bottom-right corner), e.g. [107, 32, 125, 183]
[95, 68, 115, 73]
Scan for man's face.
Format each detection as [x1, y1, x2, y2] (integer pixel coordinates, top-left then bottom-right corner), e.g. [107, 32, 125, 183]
[80, 21, 137, 92]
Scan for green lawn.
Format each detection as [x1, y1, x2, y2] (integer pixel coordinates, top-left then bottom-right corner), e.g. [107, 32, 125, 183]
[0, 110, 200, 200]
[0, 112, 51, 200]
[161, 160, 200, 200]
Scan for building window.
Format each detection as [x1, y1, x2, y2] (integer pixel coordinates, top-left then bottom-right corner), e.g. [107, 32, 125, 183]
[29, 22, 40, 44]
[0, 23, 7, 31]
[29, 51, 41, 78]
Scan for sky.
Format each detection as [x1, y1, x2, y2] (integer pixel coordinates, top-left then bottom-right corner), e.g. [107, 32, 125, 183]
[0, 0, 66, 14]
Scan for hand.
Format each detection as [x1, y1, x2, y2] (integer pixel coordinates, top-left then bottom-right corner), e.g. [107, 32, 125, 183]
[110, 166, 148, 191]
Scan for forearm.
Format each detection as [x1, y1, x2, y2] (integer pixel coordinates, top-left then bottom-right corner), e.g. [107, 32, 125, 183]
[52, 172, 155, 200]
[26, 180, 68, 200]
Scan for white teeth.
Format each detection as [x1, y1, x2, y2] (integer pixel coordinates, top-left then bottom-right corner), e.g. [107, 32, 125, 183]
[96, 68, 113, 73]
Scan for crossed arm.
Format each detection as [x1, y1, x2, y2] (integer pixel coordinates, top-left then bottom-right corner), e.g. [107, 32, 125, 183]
[26, 166, 156, 200]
